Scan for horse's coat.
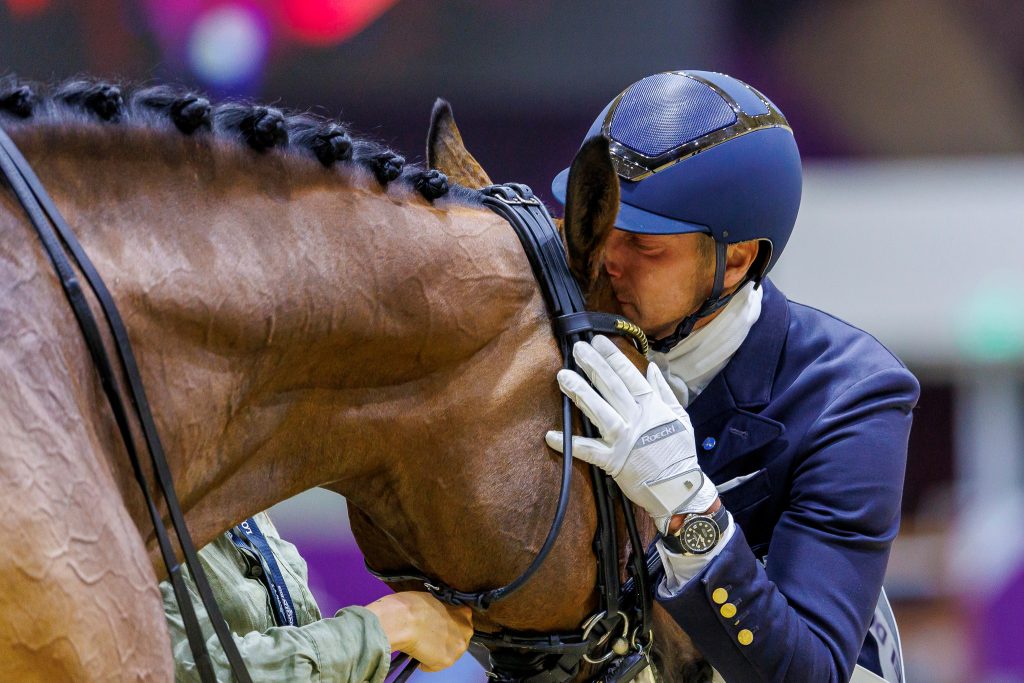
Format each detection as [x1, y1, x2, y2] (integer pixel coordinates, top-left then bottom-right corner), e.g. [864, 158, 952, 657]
[0, 83, 704, 682]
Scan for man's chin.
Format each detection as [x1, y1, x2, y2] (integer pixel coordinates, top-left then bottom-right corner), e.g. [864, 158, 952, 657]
[620, 307, 677, 339]
[645, 320, 683, 341]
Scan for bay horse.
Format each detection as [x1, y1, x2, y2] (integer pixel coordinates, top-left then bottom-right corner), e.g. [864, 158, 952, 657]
[0, 78, 703, 681]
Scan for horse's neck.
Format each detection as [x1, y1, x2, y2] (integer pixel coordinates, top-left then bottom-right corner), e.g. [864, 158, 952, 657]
[5, 124, 550, 555]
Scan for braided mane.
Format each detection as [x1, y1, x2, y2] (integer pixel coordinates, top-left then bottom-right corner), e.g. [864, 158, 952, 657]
[0, 75, 461, 202]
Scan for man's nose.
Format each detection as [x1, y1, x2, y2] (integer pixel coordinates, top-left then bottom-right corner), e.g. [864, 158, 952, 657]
[604, 232, 625, 279]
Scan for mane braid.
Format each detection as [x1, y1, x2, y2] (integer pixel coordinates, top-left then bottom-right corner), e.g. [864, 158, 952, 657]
[55, 79, 125, 122]
[132, 85, 211, 135]
[0, 74, 473, 204]
[413, 169, 450, 201]
[214, 103, 288, 151]
[286, 114, 353, 167]
[0, 75, 35, 118]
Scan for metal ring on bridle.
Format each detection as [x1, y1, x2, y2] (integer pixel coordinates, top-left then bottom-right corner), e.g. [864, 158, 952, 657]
[631, 627, 654, 652]
[580, 610, 608, 642]
[582, 612, 631, 665]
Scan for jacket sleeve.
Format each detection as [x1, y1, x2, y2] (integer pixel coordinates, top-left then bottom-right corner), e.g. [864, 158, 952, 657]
[163, 583, 391, 683]
[161, 518, 391, 683]
[657, 367, 919, 682]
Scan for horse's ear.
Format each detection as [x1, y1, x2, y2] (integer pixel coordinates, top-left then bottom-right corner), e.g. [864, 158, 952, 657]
[564, 136, 619, 291]
[426, 99, 493, 189]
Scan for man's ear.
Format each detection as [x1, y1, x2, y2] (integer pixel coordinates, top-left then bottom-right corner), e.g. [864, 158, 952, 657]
[724, 240, 762, 291]
[426, 99, 493, 189]
[564, 136, 619, 292]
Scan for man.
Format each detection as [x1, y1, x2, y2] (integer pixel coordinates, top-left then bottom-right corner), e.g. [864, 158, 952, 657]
[162, 510, 473, 681]
[547, 71, 918, 682]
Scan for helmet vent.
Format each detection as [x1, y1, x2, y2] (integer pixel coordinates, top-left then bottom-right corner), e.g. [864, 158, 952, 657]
[608, 73, 737, 158]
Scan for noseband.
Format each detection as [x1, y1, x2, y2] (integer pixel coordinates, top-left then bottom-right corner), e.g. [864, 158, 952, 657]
[371, 184, 656, 683]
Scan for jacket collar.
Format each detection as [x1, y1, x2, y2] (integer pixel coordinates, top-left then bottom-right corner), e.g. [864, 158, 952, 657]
[723, 277, 789, 409]
[685, 280, 789, 475]
[687, 278, 789, 427]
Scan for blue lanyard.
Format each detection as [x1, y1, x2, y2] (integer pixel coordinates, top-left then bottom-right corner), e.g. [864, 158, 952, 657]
[230, 517, 298, 627]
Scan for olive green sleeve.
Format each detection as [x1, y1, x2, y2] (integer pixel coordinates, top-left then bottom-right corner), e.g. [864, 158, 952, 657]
[163, 583, 390, 683]
[161, 512, 391, 683]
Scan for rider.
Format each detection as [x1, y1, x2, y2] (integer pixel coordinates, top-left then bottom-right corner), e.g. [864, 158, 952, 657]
[161, 510, 473, 681]
[547, 71, 917, 682]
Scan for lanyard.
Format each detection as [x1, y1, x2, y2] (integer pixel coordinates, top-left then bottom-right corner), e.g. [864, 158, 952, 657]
[230, 517, 298, 627]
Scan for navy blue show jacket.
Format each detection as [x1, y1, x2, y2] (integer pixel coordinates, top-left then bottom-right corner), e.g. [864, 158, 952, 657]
[658, 279, 920, 682]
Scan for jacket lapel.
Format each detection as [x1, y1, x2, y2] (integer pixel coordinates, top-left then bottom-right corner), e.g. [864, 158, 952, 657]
[687, 279, 789, 479]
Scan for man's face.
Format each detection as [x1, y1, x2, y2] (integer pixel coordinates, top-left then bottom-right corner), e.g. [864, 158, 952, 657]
[603, 229, 714, 339]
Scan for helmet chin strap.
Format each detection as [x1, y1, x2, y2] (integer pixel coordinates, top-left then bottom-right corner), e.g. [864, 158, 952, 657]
[649, 241, 736, 353]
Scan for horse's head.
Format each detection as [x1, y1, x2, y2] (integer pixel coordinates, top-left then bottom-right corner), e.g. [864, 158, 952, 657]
[433, 104, 713, 683]
[345, 103, 621, 627]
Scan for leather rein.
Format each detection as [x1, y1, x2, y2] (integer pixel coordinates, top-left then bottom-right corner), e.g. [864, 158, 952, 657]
[372, 184, 656, 683]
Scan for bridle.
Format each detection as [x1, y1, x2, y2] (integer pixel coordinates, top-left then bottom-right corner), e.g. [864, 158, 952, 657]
[0, 120, 657, 683]
[371, 184, 657, 683]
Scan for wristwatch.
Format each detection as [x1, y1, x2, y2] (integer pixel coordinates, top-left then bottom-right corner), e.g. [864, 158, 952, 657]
[662, 504, 730, 556]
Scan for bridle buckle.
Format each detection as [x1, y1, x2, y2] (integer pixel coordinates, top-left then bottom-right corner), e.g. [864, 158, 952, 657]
[481, 183, 543, 207]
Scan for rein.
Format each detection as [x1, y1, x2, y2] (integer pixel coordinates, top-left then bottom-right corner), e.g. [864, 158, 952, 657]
[374, 184, 655, 683]
[0, 127, 251, 682]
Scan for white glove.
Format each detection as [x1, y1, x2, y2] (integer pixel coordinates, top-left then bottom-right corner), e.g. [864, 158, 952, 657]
[545, 335, 718, 534]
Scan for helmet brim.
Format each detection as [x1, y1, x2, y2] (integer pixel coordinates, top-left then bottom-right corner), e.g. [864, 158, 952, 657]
[551, 167, 570, 204]
[551, 166, 710, 236]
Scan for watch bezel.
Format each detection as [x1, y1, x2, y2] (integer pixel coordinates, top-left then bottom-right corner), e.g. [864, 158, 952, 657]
[662, 505, 730, 556]
[679, 514, 721, 555]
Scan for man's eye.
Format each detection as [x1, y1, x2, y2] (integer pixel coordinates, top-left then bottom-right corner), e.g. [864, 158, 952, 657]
[626, 234, 662, 254]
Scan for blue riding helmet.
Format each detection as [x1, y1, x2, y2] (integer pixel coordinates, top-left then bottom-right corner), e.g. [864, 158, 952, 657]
[552, 70, 802, 279]
[551, 70, 802, 350]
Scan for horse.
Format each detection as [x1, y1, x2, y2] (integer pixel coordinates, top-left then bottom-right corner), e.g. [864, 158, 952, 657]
[0, 78, 703, 681]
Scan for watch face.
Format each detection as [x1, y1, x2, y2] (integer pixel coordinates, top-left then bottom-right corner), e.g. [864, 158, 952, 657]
[682, 517, 720, 554]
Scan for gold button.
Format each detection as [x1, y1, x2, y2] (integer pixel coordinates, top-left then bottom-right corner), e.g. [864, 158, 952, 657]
[712, 588, 728, 604]
[720, 603, 737, 619]
[738, 629, 754, 646]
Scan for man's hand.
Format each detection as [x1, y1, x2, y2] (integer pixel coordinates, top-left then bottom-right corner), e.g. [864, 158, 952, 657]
[364, 592, 473, 672]
[545, 335, 718, 534]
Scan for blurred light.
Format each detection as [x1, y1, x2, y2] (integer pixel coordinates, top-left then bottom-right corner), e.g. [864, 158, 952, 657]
[5, 0, 50, 18]
[277, 0, 399, 46]
[143, 0, 207, 54]
[955, 273, 1024, 362]
[188, 4, 268, 89]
